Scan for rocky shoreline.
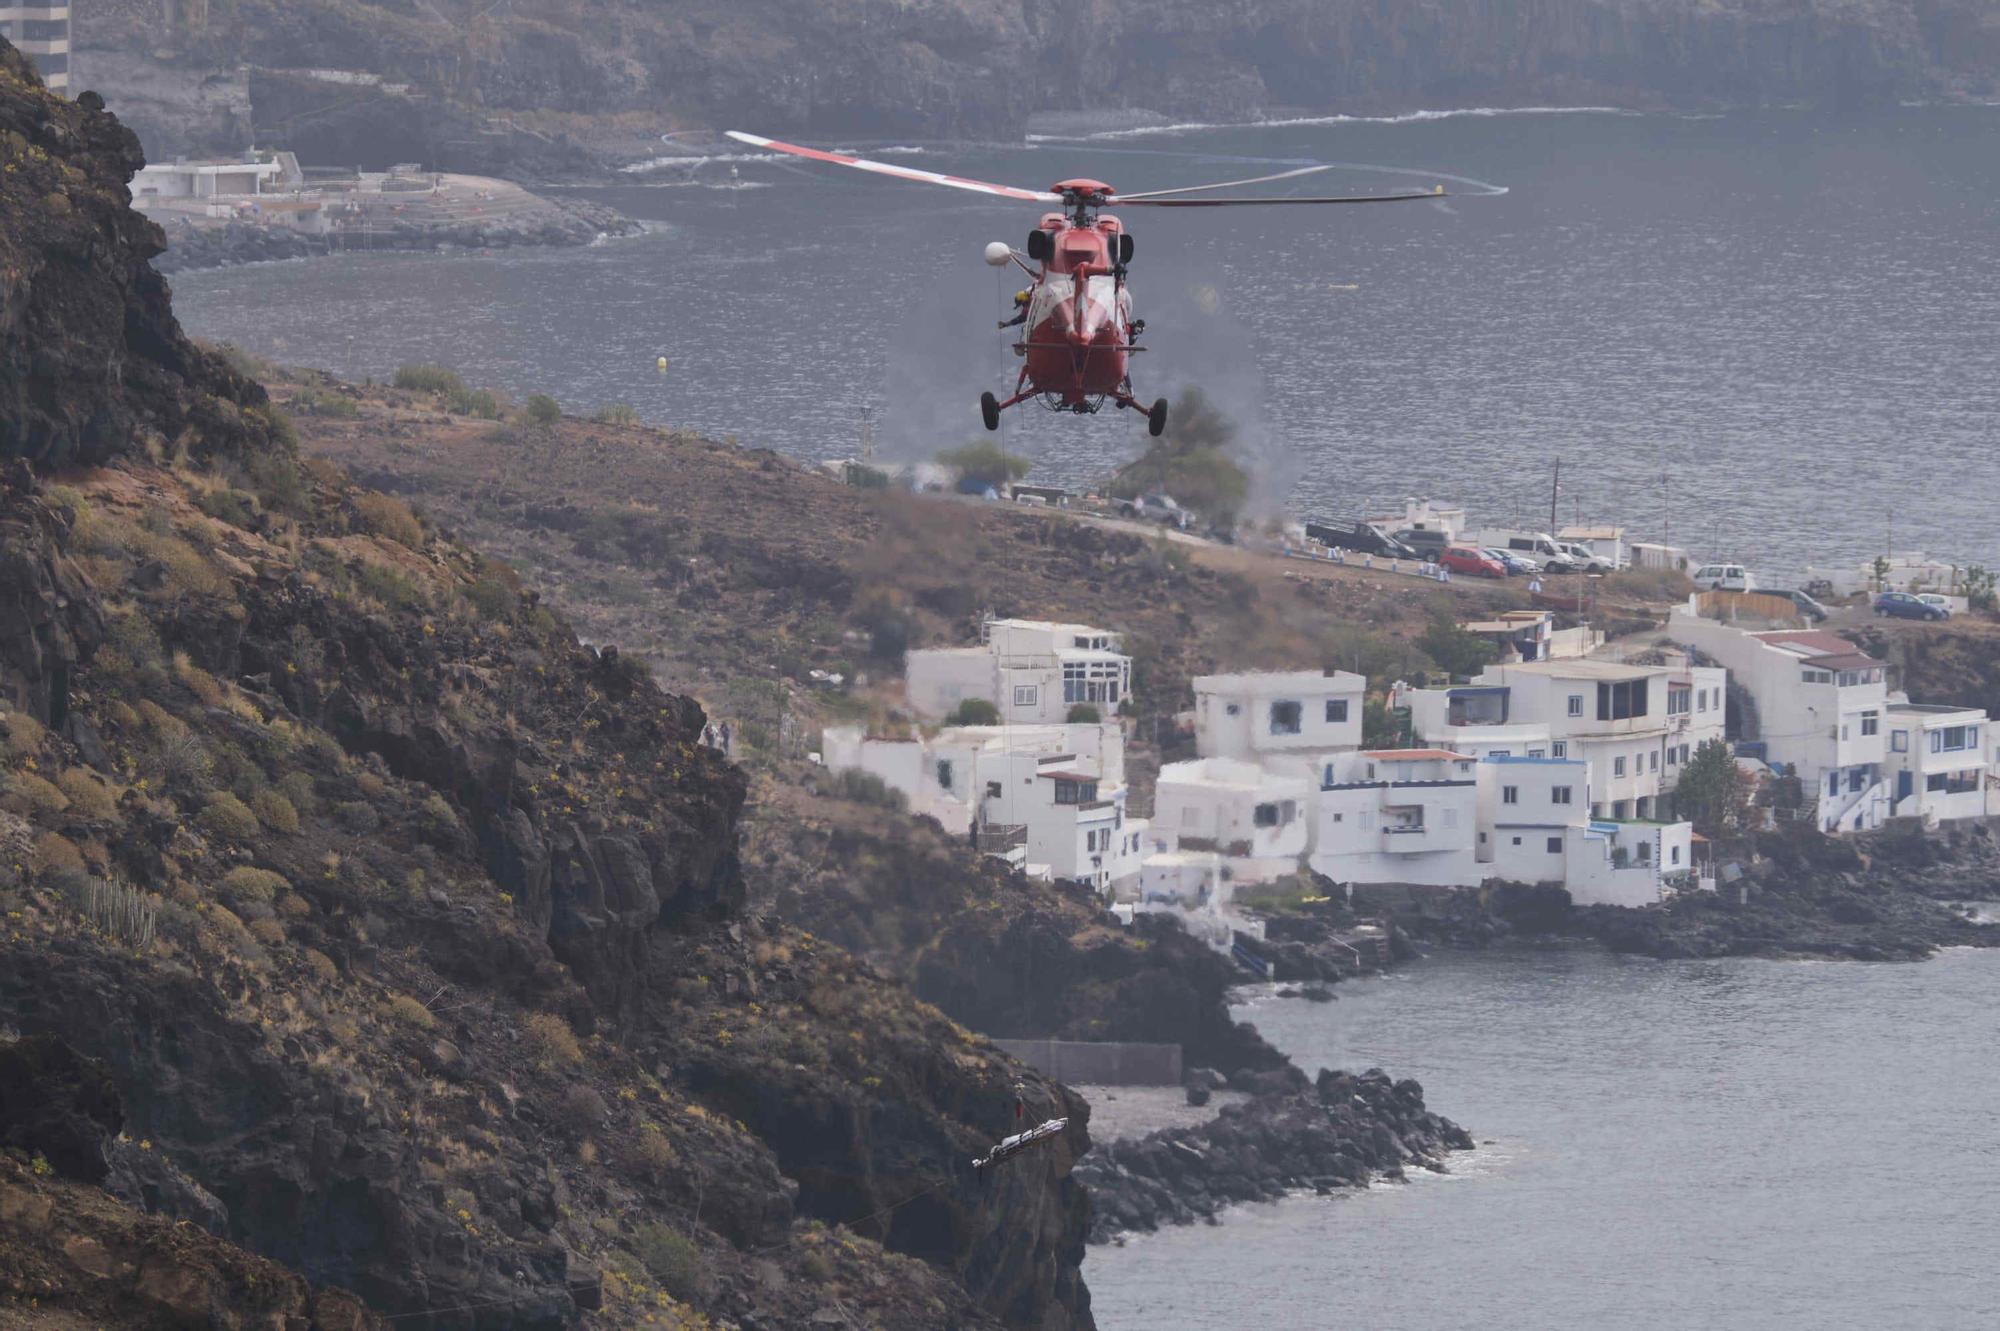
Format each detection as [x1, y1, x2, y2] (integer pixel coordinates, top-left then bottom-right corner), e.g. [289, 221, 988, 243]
[1076, 1066, 1473, 1244]
[152, 197, 644, 274]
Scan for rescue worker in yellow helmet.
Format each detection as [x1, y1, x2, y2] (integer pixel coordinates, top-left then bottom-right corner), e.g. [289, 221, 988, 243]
[998, 289, 1031, 330]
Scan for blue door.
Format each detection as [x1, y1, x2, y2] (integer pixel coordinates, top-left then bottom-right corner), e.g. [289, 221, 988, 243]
[1897, 771, 1913, 801]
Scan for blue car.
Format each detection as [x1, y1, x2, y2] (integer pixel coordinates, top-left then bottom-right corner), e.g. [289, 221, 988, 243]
[1874, 591, 1948, 621]
[1482, 547, 1538, 576]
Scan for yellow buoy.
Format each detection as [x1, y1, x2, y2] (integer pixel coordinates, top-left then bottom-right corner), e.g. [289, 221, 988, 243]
[655, 356, 668, 371]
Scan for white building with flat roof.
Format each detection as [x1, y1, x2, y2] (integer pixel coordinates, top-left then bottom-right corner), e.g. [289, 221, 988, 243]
[905, 618, 1131, 726]
[1153, 758, 1312, 885]
[1314, 749, 1482, 887]
[1668, 613, 1890, 833]
[1, 4, 68, 92]
[1474, 754, 1697, 907]
[1883, 702, 1991, 825]
[821, 720, 1145, 893]
[1192, 669, 1366, 768]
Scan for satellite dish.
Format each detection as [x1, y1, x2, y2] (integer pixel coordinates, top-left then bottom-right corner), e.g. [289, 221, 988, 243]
[982, 241, 1012, 267]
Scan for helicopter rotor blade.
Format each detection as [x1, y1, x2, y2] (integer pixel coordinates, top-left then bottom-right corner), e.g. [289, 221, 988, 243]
[724, 131, 1059, 203]
[1110, 165, 1334, 201]
[1119, 187, 1447, 207]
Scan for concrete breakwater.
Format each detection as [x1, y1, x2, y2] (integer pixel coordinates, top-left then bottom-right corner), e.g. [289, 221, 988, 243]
[1076, 1066, 1473, 1244]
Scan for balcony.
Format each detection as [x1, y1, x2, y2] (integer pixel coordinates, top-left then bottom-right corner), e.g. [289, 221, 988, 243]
[1381, 824, 1430, 850]
[974, 823, 1027, 855]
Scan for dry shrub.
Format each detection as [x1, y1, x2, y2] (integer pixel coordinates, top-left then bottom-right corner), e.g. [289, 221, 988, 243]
[629, 1128, 677, 1180]
[632, 1223, 703, 1301]
[248, 916, 287, 947]
[56, 769, 119, 821]
[31, 832, 84, 877]
[3, 772, 68, 819]
[560, 1084, 608, 1130]
[126, 526, 227, 598]
[353, 493, 424, 549]
[136, 700, 187, 739]
[302, 948, 339, 984]
[220, 866, 287, 903]
[172, 652, 225, 707]
[354, 771, 387, 800]
[523, 1012, 583, 1067]
[276, 770, 319, 816]
[251, 789, 299, 834]
[386, 995, 436, 1030]
[199, 792, 260, 841]
[277, 892, 312, 919]
[1, 712, 45, 760]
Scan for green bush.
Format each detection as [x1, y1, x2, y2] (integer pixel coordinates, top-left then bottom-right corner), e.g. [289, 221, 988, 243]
[220, 866, 288, 904]
[591, 402, 640, 426]
[462, 573, 519, 621]
[947, 698, 1001, 726]
[830, 769, 907, 812]
[1065, 704, 1102, 724]
[523, 394, 562, 429]
[355, 563, 423, 609]
[937, 440, 1029, 490]
[245, 452, 312, 518]
[393, 364, 466, 396]
[290, 386, 360, 419]
[445, 386, 502, 420]
[199, 792, 260, 841]
[251, 789, 300, 834]
[632, 1223, 702, 1300]
[352, 492, 424, 548]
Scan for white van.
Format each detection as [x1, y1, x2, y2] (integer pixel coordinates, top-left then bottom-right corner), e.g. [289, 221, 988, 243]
[1472, 530, 1577, 572]
[1691, 563, 1756, 592]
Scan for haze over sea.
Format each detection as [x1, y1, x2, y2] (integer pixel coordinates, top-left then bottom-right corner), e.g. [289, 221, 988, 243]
[171, 106, 2000, 582]
[1090, 946, 2000, 1331]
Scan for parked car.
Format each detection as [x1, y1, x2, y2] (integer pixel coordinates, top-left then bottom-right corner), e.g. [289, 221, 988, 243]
[1120, 494, 1191, 529]
[1440, 545, 1506, 579]
[1691, 563, 1756, 592]
[1874, 590, 1948, 621]
[1390, 527, 1452, 563]
[1472, 529, 1579, 572]
[1557, 541, 1616, 574]
[1767, 589, 1830, 622]
[1305, 519, 1418, 561]
[1917, 593, 1953, 615]
[1483, 547, 1539, 575]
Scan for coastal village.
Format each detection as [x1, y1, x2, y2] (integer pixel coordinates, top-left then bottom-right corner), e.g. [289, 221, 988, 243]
[810, 489, 1998, 974]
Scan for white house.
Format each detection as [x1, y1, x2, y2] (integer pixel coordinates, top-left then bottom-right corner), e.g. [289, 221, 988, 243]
[1403, 658, 1705, 823]
[1313, 749, 1482, 887]
[821, 720, 1147, 892]
[1475, 754, 1698, 907]
[1153, 758, 1313, 885]
[1192, 670, 1366, 768]
[132, 157, 291, 202]
[1456, 610, 1602, 664]
[1802, 551, 1967, 600]
[904, 618, 1131, 725]
[1668, 613, 1890, 833]
[1882, 701, 1991, 824]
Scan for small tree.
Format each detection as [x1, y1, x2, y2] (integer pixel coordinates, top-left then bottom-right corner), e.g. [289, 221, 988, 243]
[1065, 703, 1101, 723]
[1675, 737, 1747, 838]
[1964, 565, 1996, 614]
[524, 394, 561, 430]
[1108, 387, 1250, 525]
[1417, 614, 1497, 681]
[1361, 695, 1407, 748]
[1871, 554, 1891, 592]
[937, 440, 1029, 491]
[948, 698, 1001, 726]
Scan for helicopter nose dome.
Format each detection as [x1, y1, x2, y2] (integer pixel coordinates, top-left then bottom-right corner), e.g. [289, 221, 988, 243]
[983, 241, 1013, 267]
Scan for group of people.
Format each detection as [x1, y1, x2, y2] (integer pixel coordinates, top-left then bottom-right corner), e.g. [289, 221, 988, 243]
[700, 720, 733, 755]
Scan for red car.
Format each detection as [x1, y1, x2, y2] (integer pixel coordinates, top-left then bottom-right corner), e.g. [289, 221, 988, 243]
[1439, 545, 1505, 578]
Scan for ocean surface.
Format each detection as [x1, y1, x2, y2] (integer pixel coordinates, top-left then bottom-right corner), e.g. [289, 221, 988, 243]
[1086, 945, 2000, 1331]
[167, 106, 2000, 583]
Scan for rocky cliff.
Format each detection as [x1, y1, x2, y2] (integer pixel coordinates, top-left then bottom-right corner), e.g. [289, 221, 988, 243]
[69, 0, 2000, 175]
[0, 37, 1094, 1329]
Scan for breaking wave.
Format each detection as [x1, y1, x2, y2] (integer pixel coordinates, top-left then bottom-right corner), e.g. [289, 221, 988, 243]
[1028, 105, 1639, 142]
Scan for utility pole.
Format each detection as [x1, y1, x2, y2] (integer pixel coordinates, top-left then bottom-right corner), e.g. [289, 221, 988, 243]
[1548, 458, 1561, 534]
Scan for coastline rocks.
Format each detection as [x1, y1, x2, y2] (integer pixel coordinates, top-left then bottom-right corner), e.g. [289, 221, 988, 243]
[152, 201, 645, 275]
[1076, 1068, 1472, 1244]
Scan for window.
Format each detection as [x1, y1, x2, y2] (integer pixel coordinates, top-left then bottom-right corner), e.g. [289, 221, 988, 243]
[1860, 711, 1879, 737]
[1567, 694, 1584, 717]
[986, 781, 1003, 799]
[1054, 779, 1098, 805]
[1803, 669, 1832, 684]
[1671, 844, 1681, 865]
[1442, 808, 1457, 828]
[1680, 744, 1691, 764]
[1511, 836, 1523, 846]
[1667, 686, 1691, 716]
[1528, 748, 1546, 759]
[1828, 772, 1840, 797]
[1650, 751, 1659, 772]
[1848, 769, 1865, 793]
[1933, 725, 1978, 753]
[1489, 749, 1512, 759]
[1637, 842, 1651, 864]
[1547, 836, 1564, 854]
[1614, 756, 1627, 777]
[1254, 802, 1280, 828]
[1926, 773, 1946, 793]
[1666, 747, 1679, 766]
[1840, 724, 1849, 741]
[1552, 786, 1573, 804]
[1697, 689, 1709, 712]
[1502, 786, 1519, 805]
[936, 760, 954, 792]
[1225, 703, 1240, 717]
[1597, 679, 1650, 721]
[1270, 701, 1303, 735]
[1891, 730, 1909, 752]
[1612, 800, 1628, 819]
[1552, 741, 1568, 758]
[1013, 684, 1038, 708]
[1325, 698, 1349, 724]
[1934, 771, 1980, 795]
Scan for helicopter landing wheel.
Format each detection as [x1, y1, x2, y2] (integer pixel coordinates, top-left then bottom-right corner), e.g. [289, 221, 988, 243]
[981, 391, 1001, 432]
[1147, 398, 1168, 437]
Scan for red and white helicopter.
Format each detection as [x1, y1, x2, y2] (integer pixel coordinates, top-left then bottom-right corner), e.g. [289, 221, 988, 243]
[728, 130, 1442, 437]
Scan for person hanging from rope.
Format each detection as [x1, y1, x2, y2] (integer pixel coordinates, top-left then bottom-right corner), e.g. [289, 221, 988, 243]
[998, 289, 1032, 330]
